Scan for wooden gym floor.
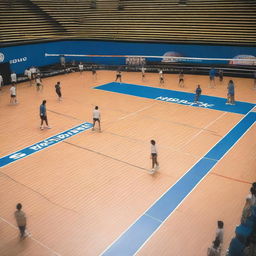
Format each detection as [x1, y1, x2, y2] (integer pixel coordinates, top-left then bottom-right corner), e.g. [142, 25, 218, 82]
[0, 70, 255, 256]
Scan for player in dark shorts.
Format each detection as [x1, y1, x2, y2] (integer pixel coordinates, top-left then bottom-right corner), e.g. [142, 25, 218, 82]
[40, 100, 50, 129]
[178, 71, 184, 87]
[150, 140, 159, 174]
[219, 69, 223, 82]
[55, 81, 62, 100]
[115, 71, 122, 83]
[92, 106, 101, 132]
[194, 84, 202, 103]
[92, 65, 97, 79]
[35, 75, 43, 91]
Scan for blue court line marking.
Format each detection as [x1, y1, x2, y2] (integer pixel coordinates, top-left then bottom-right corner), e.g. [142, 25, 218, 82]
[0, 122, 93, 168]
[100, 111, 256, 256]
[94, 82, 255, 115]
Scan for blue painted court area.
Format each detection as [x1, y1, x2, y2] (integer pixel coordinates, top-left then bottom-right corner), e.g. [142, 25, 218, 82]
[101, 111, 256, 256]
[95, 82, 255, 115]
[0, 122, 93, 168]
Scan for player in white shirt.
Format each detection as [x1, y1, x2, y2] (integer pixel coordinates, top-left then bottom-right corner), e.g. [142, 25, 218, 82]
[141, 67, 146, 80]
[150, 139, 159, 174]
[10, 84, 17, 104]
[92, 106, 101, 132]
[11, 72, 17, 84]
[30, 67, 37, 80]
[159, 69, 164, 85]
[25, 69, 32, 85]
[35, 75, 43, 91]
[0, 74, 3, 90]
[78, 62, 84, 74]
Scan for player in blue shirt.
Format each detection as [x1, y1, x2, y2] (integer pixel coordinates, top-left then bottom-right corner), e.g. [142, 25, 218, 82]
[40, 100, 51, 130]
[226, 80, 235, 105]
[194, 85, 202, 103]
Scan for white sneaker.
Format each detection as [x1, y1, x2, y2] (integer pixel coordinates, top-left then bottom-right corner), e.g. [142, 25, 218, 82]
[40, 126, 44, 130]
[45, 126, 51, 129]
[149, 169, 155, 174]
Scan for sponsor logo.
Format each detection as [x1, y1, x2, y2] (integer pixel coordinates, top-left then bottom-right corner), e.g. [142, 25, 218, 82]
[155, 96, 214, 108]
[10, 57, 27, 64]
[0, 53, 4, 62]
[0, 122, 93, 168]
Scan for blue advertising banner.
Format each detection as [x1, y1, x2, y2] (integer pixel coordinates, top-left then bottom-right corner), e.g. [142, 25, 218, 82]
[0, 40, 255, 74]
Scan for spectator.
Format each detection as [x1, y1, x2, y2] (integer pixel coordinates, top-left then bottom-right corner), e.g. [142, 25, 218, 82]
[207, 238, 221, 256]
[216, 221, 224, 245]
[241, 197, 252, 224]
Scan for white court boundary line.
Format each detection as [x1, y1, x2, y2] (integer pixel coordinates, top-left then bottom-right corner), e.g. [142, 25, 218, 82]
[134, 119, 255, 256]
[177, 111, 227, 150]
[0, 216, 61, 256]
[100, 110, 255, 256]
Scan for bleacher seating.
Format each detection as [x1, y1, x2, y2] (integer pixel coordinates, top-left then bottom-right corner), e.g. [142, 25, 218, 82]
[0, 0, 66, 44]
[0, 0, 256, 45]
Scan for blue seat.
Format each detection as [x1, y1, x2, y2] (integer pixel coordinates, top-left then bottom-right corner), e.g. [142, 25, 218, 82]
[235, 224, 252, 244]
[228, 237, 245, 256]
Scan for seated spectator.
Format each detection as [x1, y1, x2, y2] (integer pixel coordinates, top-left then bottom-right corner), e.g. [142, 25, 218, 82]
[216, 220, 224, 245]
[241, 197, 252, 224]
[207, 238, 221, 256]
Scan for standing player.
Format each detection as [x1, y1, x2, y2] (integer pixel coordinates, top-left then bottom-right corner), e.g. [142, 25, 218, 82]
[141, 66, 146, 80]
[11, 72, 17, 84]
[40, 100, 50, 130]
[55, 81, 62, 101]
[178, 70, 184, 87]
[35, 75, 43, 91]
[92, 65, 97, 79]
[194, 84, 202, 103]
[10, 83, 17, 104]
[150, 139, 159, 174]
[209, 67, 216, 88]
[24, 68, 32, 86]
[253, 71, 256, 89]
[0, 74, 3, 91]
[226, 80, 235, 105]
[92, 106, 101, 132]
[14, 203, 28, 239]
[30, 66, 37, 81]
[219, 69, 223, 82]
[115, 70, 122, 83]
[159, 69, 164, 85]
[78, 62, 84, 74]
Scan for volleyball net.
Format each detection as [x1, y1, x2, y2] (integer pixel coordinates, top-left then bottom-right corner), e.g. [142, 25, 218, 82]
[45, 53, 256, 66]
[43, 53, 256, 77]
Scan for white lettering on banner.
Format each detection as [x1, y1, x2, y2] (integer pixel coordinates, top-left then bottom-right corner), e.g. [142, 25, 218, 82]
[1, 122, 93, 168]
[9, 57, 27, 64]
[0, 53, 5, 62]
[9, 152, 26, 159]
[155, 96, 214, 108]
[30, 145, 42, 151]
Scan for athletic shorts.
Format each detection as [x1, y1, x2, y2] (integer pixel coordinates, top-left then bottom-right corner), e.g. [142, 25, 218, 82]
[56, 90, 61, 97]
[93, 118, 100, 122]
[11, 94, 16, 98]
[92, 70, 96, 74]
[210, 76, 214, 80]
[36, 83, 41, 87]
[151, 153, 157, 157]
[179, 79, 184, 82]
[40, 115, 47, 121]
